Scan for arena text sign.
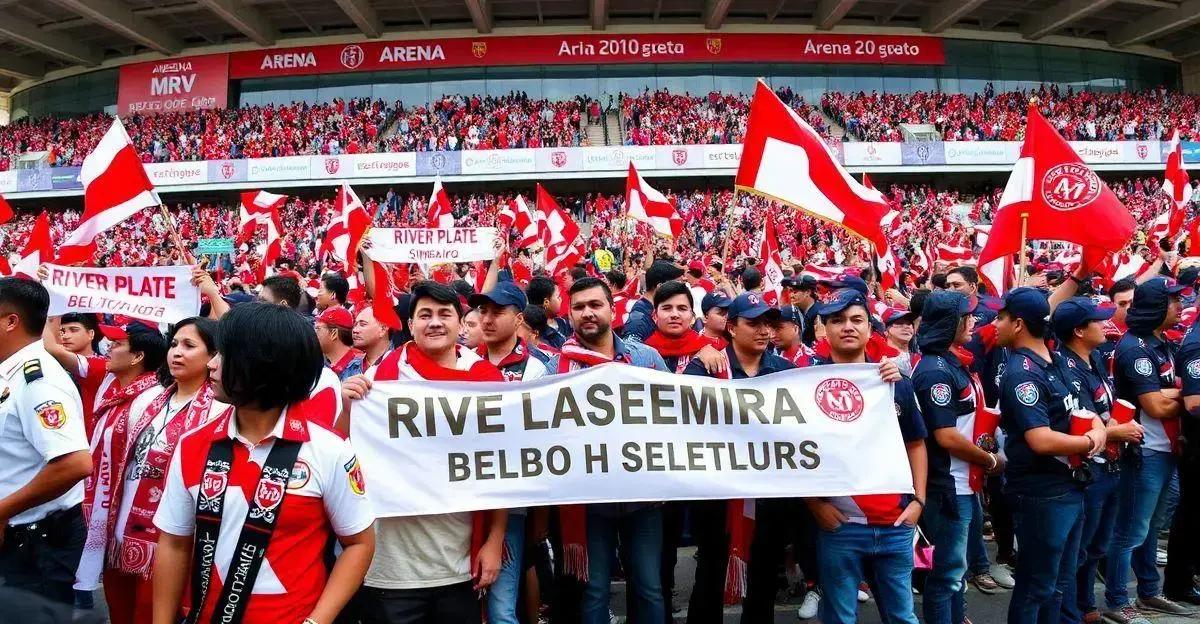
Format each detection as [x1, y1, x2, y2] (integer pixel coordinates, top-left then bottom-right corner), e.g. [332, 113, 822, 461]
[44, 264, 201, 323]
[366, 227, 497, 263]
[351, 363, 912, 516]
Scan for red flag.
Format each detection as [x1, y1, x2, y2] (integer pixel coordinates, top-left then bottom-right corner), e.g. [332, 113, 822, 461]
[427, 177, 453, 228]
[58, 118, 159, 265]
[1164, 130, 1191, 238]
[0, 194, 13, 225]
[862, 173, 900, 291]
[759, 211, 784, 306]
[369, 261, 404, 331]
[13, 212, 51, 279]
[498, 195, 540, 249]
[978, 103, 1135, 294]
[537, 184, 582, 277]
[626, 163, 682, 238]
[238, 190, 287, 245]
[736, 80, 893, 285]
[323, 184, 372, 301]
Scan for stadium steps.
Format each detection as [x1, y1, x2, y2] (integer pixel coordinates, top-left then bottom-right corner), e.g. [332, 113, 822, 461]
[585, 119, 607, 147]
[604, 110, 622, 146]
[816, 109, 847, 141]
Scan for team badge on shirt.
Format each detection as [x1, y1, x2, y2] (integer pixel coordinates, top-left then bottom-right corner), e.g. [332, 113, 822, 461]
[288, 460, 311, 490]
[930, 383, 952, 407]
[345, 455, 366, 496]
[1134, 358, 1153, 377]
[1015, 381, 1039, 407]
[1188, 359, 1200, 379]
[35, 400, 66, 429]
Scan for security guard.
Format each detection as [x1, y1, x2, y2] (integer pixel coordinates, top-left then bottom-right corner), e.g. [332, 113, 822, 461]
[0, 278, 90, 606]
[995, 287, 1104, 624]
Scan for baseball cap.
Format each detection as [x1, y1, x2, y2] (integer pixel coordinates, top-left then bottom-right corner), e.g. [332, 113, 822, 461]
[821, 273, 869, 297]
[999, 287, 1050, 329]
[815, 289, 869, 318]
[1051, 297, 1115, 339]
[688, 259, 706, 272]
[99, 321, 159, 342]
[316, 306, 354, 330]
[881, 307, 919, 326]
[727, 292, 781, 321]
[1179, 266, 1200, 288]
[778, 306, 803, 325]
[782, 275, 817, 290]
[469, 282, 528, 310]
[700, 291, 732, 315]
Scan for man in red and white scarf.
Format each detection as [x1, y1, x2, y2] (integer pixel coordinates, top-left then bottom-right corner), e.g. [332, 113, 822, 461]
[542, 277, 670, 624]
[637, 280, 726, 374]
[341, 281, 507, 624]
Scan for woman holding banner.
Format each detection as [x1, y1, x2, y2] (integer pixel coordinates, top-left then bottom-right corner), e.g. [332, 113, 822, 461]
[73, 319, 229, 619]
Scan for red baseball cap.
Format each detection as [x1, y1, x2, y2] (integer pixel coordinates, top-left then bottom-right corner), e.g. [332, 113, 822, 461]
[316, 306, 354, 330]
[688, 259, 705, 272]
[99, 321, 159, 342]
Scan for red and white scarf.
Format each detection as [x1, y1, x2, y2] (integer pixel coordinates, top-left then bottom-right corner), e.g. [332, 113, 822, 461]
[642, 330, 715, 373]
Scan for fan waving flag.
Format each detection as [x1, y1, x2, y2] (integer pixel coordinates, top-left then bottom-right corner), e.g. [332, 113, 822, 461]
[978, 103, 1136, 294]
[12, 211, 52, 279]
[323, 184, 372, 300]
[736, 80, 894, 288]
[759, 211, 784, 306]
[498, 195, 541, 249]
[427, 177, 454, 228]
[238, 190, 287, 244]
[58, 118, 160, 265]
[537, 184, 582, 276]
[626, 163, 682, 238]
[1164, 130, 1191, 238]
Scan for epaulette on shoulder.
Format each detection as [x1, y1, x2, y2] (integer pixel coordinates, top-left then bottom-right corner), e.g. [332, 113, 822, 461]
[22, 359, 42, 383]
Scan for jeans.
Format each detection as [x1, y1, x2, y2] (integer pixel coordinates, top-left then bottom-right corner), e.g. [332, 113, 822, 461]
[582, 506, 664, 624]
[816, 523, 919, 624]
[487, 512, 525, 624]
[1065, 466, 1121, 622]
[1104, 449, 1178, 608]
[1164, 448, 1198, 597]
[965, 494, 990, 576]
[922, 492, 972, 624]
[1008, 489, 1084, 624]
[358, 582, 481, 624]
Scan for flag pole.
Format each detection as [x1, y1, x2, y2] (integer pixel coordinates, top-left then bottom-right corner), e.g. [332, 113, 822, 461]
[721, 188, 740, 275]
[1018, 212, 1029, 285]
[159, 204, 194, 265]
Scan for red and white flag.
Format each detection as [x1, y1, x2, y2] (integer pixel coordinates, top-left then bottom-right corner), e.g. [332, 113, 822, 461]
[626, 163, 682, 238]
[323, 184, 372, 299]
[58, 119, 160, 265]
[936, 243, 975, 264]
[427, 177, 454, 228]
[0, 194, 12, 225]
[978, 103, 1135, 294]
[237, 190, 287, 244]
[801, 263, 847, 281]
[1164, 130, 1191, 238]
[498, 194, 541, 249]
[759, 211, 784, 306]
[12, 211, 52, 279]
[736, 81, 894, 289]
[862, 173, 900, 291]
[912, 243, 932, 275]
[536, 184, 582, 276]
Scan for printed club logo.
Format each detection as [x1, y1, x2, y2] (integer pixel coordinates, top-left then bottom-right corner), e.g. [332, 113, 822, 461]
[1042, 163, 1100, 211]
[706, 37, 722, 55]
[1137, 144, 1149, 160]
[430, 153, 447, 171]
[324, 157, 340, 175]
[550, 151, 568, 168]
[1187, 359, 1200, 379]
[814, 378, 864, 422]
[472, 41, 488, 59]
[35, 401, 66, 430]
[340, 45, 365, 69]
[201, 469, 227, 501]
[672, 148, 688, 166]
[220, 162, 235, 180]
[254, 480, 285, 512]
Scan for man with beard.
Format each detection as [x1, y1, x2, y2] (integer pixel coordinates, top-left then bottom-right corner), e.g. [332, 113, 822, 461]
[544, 277, 668, 624]
[341, 281, 507, 624]
[801, 289, 924, 624]
[913, 291, 1004, 624]
[1104, 278, 1192, 623]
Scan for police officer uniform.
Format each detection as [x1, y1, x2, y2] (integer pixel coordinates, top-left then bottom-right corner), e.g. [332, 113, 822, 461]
[0, 340, 88, 605]
[997, 288, 1092, 623]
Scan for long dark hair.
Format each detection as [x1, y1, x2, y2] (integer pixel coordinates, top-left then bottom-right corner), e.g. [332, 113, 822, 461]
[157, 317, 219, 387]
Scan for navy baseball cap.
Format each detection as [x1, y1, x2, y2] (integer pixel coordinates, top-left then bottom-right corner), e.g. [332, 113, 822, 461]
[782, 275, 817, 290]
[816, 289, 869, 317]
[999, 287, 1050, 329]
[881, 307, 919, 326]
[778, 306, 803, 325]
[1051, 297, 1116, 339]
[727, 292, 781, 321]
[821, 273, 869, 297]
[469, 282, 527, 310]
[700, 291, 731, 314]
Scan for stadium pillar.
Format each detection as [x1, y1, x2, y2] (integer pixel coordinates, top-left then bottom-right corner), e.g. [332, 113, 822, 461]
[1184, 57, 1200, 94]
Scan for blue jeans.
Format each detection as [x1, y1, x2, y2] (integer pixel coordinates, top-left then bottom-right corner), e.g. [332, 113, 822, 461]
[487, 512, 525, 624]
[965, 494, 990, 576]
[1104, 449, 1178, 608]
[582, 506, 664, 624]
[1065, 467, 1121, 622]
[922, 492, 973, 624]
[1008, 489, 1084, 623]
[816, 523, 919, 624]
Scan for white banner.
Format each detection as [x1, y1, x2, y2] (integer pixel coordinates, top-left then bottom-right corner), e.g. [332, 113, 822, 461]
[366, 227, 498, 263]
[653, 145, 705, 169]
[1071, 141, 1123, 164]
[703, 144, 743, 168]
[1120, 141, 1162, 164]
[581, 146, 657, 171]
[0, 171, 17, 194]
[44, 264, 201, 323]
[351, 363, 911, 517]
[943, 141, 1017, 165]
[536, 147, 585, 172]
[144, 161, 207, 186]
[842, 142, 902, 166]
[311, 153, 418, 179]
[247, 155, 311, 181]
[461, 149, 537, 175]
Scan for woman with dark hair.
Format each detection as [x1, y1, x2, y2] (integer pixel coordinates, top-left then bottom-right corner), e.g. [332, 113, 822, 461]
[152, 304, 375, 624]
[75, 317, 230, 624]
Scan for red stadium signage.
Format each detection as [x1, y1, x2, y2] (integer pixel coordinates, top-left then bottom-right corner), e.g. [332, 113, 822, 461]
[229, 33, 944, 78]
[117, 54, 230, 115]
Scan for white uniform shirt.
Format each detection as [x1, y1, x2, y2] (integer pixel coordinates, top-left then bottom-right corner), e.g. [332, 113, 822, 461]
[0, 341, 88, 525]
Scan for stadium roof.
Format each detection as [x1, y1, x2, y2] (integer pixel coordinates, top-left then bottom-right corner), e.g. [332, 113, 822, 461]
[1, 0, 1197, 90]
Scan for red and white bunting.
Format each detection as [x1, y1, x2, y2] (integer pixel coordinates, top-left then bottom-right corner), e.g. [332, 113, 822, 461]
[759, 211, 784, 306]
[427, 177, 454, 228]
[626, 162, 682, 238]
